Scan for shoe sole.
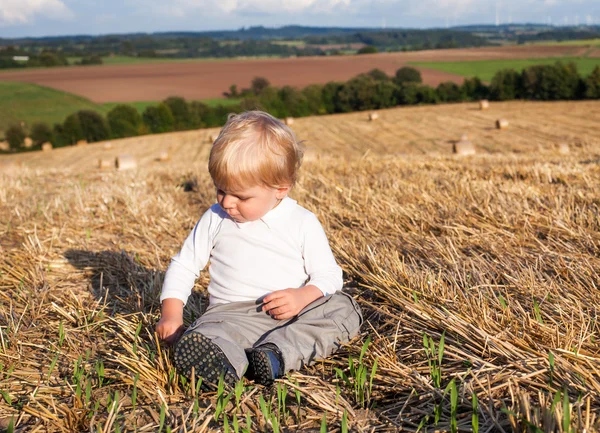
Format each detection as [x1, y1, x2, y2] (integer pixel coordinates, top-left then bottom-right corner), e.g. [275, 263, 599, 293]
[174, 333, 238, 388]
[247, 350, 276, 386]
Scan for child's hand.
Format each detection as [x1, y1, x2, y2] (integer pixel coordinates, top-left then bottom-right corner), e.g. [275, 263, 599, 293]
[262, 285, 323, 320]
[156, 316, 184, 345]
[156, 298, 185, 345]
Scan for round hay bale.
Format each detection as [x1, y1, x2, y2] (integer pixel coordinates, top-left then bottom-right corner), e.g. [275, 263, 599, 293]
[496, 119, 509, 130]
[453, 140, 476, 156]
[0, 141, 9, 151]
[41, 142, 53, 152]
[115, 154, 137, 171]
[368, 112, 379, 121]
[558, 143, 570, 155]
[76, 139, 88, 146]
[98, 158, 113, 170]
[284, 117, 294, 126]
[103, 142, 112, 150]
[479, 99, 489, 110]
[157, 150, 169, 162]
[208, 134, 216, 143]
[23, 137, 33, 148]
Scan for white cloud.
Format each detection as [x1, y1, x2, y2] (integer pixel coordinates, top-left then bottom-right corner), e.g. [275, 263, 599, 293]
[0, 0, 74, 25]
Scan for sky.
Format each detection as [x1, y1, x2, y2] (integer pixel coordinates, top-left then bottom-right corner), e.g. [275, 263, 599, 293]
[0, 0, 599, 38]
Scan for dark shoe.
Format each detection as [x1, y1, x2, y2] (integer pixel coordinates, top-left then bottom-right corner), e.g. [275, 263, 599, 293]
[174, 333, 238, 389]
[246, 343, 285, 386]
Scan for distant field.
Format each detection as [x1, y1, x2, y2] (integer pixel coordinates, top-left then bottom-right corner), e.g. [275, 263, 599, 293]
[3, 45, 586, 102]
[67, 55, 282, 66]
[0, 82, 238, 135]
[411, 57, 600, 82]
[532, 38, 600, 47]
[0, 81, 109, 134]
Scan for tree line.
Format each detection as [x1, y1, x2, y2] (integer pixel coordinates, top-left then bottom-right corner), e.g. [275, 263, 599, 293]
[4, 61, 599, 151]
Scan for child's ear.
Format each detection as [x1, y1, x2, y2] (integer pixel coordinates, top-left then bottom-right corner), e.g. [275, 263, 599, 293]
[275, 185, 291, 199]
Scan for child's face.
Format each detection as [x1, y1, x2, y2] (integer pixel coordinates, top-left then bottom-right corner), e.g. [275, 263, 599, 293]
[216, 183, 290, 223]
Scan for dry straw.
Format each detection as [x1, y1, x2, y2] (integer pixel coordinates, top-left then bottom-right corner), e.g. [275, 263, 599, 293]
[1, 101, 599, 432]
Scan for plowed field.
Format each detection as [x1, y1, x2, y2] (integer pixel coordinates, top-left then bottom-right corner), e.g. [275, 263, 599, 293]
[0, 45, 586, 103]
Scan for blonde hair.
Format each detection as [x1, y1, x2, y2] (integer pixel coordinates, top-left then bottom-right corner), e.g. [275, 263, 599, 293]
[209, 111, 304, 191]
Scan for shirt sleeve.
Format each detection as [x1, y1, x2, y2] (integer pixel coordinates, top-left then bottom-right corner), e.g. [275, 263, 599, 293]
[302, 213, 343, 296]
[160, 208, 215, 306]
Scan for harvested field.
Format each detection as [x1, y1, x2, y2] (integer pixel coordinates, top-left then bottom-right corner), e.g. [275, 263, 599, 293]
[0, 45, 587, 103]
[1, 101, 600, 432]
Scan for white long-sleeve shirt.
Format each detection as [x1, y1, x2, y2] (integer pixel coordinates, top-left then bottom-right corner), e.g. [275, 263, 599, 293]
[160, 197, 343, 306]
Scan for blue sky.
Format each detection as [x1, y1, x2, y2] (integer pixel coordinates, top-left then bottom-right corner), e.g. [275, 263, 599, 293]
[1, 0, 599, 38]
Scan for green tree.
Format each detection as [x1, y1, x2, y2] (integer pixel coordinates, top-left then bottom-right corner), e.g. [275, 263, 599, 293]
[107, 104, 143, 138]
[5, 124, 26, 150]
[585, 66, 600, 99]
[490, 69, 521, 101]
[302, 84, 326, 114]
[30, 122, 53, 146]
[416, 85, 439, 104]
[164, 97, 193, 130]
[78, 110, 110, 142]
[367, 68, 389, 81]
[188, 101, 211, 128]
[396, 83, 420, 105]
[521, 61, 581, 100]
[142, 103, 175, 133]
[357, 45, 378, 54]
[321, 82, 344, 113]
[279, 86, 311, 117]
[62, 113, 84, 145]
[436, 81, 465, 102]
[251, 76, 271, 95]
[394, 67, 422, 85]
[461, 77, 489, 100]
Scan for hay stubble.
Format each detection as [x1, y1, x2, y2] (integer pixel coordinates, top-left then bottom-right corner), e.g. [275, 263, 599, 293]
[1, 101, 599, 432]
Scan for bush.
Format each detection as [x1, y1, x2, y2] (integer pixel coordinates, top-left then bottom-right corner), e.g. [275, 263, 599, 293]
[279, 86, 311, 117]
[395, 67, 422, 85]
[107, 104, 143, 138]
[436, 81, 465, 102]
[78, 56, 103, 65]
[585, 66, 600, 99]
[396, 83, 420, 105]
[251, 77, 271, 95]
[461, 77, 489, 100]
[357, 46, 378, 54]
[142, 103, 175, 133]
[188, 101, 211, 128]
[61, 113, 84, 145]
[416, 85, 439, 104]
[368, 68, 389, 81]
[490, 69, 521, 101]
[302, 84, 326, 115]
[5, 124, 26, 150]
[520, 62, 580, 100]
[78, 110, 111, 142]
[163, 97, 193, 130]
[321, 82, 344, 114]
[30, 122, 53, 146]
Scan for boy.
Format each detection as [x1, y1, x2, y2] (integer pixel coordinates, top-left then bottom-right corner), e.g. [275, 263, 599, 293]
[156, 111, 362, 387]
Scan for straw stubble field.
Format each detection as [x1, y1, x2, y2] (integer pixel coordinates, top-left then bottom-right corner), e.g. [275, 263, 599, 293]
[1, 101, 599, 432]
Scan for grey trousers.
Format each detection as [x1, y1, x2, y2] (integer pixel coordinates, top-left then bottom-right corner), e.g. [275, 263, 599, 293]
[183, 291, 363, 379]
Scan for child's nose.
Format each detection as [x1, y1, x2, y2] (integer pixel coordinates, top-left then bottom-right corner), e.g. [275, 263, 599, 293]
[221, 194, 236, 209]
